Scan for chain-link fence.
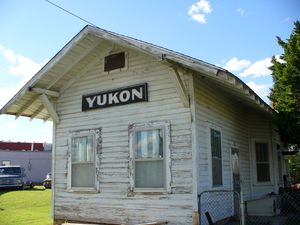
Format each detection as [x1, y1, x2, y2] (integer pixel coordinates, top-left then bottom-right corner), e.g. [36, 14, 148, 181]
[245, 190, 300, 225]
[198, 190, 242, 225]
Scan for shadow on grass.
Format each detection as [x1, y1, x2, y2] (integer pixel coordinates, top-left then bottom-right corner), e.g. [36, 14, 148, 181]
[0, 186, 46, 196]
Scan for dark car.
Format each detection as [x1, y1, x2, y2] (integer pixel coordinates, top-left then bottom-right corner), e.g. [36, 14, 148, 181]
[0, 165, 33, 189]
[43, 172, 51, 189]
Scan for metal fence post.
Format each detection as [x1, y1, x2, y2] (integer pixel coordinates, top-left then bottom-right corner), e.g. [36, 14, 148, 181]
[240, 191, 245, 225]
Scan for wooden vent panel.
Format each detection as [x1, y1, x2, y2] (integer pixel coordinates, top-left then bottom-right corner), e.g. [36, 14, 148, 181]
[104, 52, 125, 72]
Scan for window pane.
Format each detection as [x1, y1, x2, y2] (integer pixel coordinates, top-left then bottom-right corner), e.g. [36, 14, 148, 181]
[211, 129, 222, 186]
[72, 163, 94, 187]
[136, 130, 163, 159]
[211, 129, 221, 158]
[135, 160, 164, 188]
[212, 158, 222, 186]
[71, 134, 95, 188]
[72, 136, 93, 162]
[134, 128, 165, 189]
[255, 142, 270, 182]
[256, 143, 269, 162]
[257, 164, 270, 182]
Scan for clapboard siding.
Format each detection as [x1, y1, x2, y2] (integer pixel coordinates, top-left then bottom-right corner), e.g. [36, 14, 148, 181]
[54, 45, 193, 224]
[193, 75, 251, 199]
[247, 112, 278, 198]
[193, 74, 280, 203]
[52, 36, 281, 225]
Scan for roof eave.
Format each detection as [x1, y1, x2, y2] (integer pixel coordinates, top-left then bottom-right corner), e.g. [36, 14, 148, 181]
[0, 25, 91, 115]
[0, 25, 275, 120]
[162, 55, 275, 116]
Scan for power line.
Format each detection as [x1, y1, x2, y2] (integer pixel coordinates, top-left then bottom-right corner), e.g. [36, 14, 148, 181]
[45, 0, 97, 27]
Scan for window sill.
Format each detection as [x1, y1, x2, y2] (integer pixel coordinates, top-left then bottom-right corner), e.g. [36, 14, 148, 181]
[210, 185, 224, 190]
[130, 188, 168, 195]
[67, 187, 99, 194]
[253, 182, 273, 187]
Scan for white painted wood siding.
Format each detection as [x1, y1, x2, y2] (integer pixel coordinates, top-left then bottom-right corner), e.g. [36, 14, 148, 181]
[53, 45, 193, 224]
[247, 113, 279, 198]
[194, 75, 251, 197]
[193, 74, 279, 200]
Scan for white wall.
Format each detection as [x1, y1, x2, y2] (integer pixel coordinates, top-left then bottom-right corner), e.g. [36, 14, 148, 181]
[192, 75, 283, 224]
[54, 43, 194, 225]
[193, 74, 281, 200]
[0, 150, 51, 182]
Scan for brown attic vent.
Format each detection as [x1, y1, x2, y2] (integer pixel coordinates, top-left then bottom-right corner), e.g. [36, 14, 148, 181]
[104, 52, 125, 72]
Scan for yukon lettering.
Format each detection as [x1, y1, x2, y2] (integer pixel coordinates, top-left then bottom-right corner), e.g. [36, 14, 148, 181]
[82, 83, 148, 111]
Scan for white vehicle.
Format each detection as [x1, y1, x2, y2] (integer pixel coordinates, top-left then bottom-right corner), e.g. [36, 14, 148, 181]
[0, 165, 33, 190]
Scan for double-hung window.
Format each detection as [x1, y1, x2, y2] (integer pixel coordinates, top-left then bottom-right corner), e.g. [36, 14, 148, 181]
[255, 142, 271, 183]
[210, 128, 223, 186]
[129, 121, 171, 193]
[68, 128, 101, 192]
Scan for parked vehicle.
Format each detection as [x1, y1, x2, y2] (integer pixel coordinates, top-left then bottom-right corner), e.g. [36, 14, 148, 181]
[0, 165, 33, 189]
[43, 172, 51, 189]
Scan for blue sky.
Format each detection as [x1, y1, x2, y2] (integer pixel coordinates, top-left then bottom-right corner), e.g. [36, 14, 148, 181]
[0, 0, 299, 143]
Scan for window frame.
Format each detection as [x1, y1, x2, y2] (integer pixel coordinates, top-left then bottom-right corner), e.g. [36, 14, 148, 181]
[252, 140, 273, 185]
[67, 128, 101, 193]
[128, 121, 171, 194]
[209, 127, 223, 187]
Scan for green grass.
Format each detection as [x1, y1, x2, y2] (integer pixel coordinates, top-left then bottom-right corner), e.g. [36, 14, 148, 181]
[0, 186, 52, 225]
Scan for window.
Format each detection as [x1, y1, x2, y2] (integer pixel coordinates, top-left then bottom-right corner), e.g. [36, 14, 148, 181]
[104, 52, 125, 72]
[211, 128, 223, 186]
[129, 121, 171, 193]
[1, 160, 10, 166]
[67, 128, 101, 191]
[255, 142, 270, 183]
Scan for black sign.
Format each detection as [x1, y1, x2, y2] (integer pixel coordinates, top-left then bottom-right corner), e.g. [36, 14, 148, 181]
[82, 83, 148, 111]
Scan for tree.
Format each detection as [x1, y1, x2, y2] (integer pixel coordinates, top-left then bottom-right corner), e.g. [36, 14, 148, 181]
[269, 21, 300, 148]
[289, 152, 300, 182]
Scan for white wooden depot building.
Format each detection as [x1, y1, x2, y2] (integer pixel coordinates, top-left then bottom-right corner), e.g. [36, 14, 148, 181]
[0, 26, 288, 225]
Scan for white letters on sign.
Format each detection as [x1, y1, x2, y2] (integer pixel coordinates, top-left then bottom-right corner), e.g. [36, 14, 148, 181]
[82, 83, 148, 111]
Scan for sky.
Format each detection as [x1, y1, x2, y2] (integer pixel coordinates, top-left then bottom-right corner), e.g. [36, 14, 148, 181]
[0, 0, 299, 143]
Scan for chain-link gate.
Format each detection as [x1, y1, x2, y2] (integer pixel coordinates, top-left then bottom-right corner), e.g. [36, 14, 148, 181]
[198, 190, 242, 225]
[245, 191, 300, 225]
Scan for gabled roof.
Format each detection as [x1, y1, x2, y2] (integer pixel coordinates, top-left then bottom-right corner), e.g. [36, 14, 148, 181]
[0, 25, 274, 122]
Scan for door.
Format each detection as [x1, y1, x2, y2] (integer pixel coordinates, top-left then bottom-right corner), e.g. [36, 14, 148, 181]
[231, 148, 241, 217]
[231, 148, 241, 194]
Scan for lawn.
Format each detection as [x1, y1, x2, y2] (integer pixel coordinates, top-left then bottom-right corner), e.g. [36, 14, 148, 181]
[0, 186, 52, 225]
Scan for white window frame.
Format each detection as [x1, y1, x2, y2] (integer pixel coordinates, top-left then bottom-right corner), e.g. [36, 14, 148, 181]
[67, 128, 101, 193]
[252, 139, 273, 185]
[209, 127, 223, 187]
[129, 121, 171, 194]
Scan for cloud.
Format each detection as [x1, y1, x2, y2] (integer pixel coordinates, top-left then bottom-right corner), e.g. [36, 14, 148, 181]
[0, 44, 48, 108]
[0, 45, 47, 79]
[240, 57, 272, 78]
[34, 121, 53, 143]
[219, 57, 275, 102]
[188, 0, 212, 24]
[0, 116, 53, 143]
[246, 81, 272, 103]
[237, 8, 246, 16]
[221, 56, 283, 78]
[223, 57, 251, 72]
[0, 86, 21, 108]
